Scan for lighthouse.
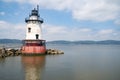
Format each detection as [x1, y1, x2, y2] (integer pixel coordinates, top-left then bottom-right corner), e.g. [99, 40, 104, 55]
[21, 5, 46, 55]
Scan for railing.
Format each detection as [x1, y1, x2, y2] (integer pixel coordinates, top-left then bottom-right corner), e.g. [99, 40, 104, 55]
[22, 40, 46, 46]
[25, 17, 43, 23]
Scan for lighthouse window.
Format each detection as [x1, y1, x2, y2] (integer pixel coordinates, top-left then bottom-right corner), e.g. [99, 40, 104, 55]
[28, 28, 31, 33]
[36, 34, 39, 39]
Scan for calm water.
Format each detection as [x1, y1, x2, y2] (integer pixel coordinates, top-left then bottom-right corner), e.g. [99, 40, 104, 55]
[0, 44, 120, 80]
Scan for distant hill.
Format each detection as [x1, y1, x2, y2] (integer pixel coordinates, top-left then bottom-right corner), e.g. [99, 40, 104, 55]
[0, 39, 120, 44]
[47, 40, 71, 44]
[0, 39, 22, 43]
[47, 40, 120, 45]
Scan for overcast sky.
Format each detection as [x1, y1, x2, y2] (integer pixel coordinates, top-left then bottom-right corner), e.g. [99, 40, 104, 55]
[0, 0, 120, 41]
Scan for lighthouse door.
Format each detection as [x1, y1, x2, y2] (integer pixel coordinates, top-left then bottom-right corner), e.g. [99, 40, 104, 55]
[36, 34, 39, 39]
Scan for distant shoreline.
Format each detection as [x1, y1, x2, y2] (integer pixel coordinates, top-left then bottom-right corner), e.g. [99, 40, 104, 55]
[0, 39, 120, 45]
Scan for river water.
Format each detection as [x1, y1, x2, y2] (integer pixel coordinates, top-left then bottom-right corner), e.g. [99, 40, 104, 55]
[0, 44, 120, 80]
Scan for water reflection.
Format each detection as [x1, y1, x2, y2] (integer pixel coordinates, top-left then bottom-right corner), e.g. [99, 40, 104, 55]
[21, 56, 45, 80]
[0, 58, 5, 62]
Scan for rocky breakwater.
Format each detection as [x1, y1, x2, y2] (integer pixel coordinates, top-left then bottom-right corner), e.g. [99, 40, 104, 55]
[0, 48, 21, 58]
[0, 48, 64, 58]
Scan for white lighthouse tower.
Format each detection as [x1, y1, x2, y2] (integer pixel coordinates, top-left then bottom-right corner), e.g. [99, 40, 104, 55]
[21, 5, 46, 55]
[26, 5, 42, 40]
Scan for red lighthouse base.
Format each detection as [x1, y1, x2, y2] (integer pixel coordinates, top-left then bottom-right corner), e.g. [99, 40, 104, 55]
[21, 40, 46, 55]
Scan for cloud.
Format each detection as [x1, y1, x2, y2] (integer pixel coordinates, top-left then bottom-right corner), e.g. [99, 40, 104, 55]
[0, 20, 25, 39]
[94, 29, 120, 40]
[114, 19, 120, 25]
[98, 29, 114, 35]
[0, 20, 120, 40]
[0, 12, 5, 16]
[3, 0, 26, 3]
[79, 28, 91, 32]
[2, 0, 120, 22]
[72, 0, 120, 21]
[42, 24, 120, 41]
[43, 24, 67, 34]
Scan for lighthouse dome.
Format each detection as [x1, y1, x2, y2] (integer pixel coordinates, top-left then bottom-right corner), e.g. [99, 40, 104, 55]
[31, 9, 38, 16]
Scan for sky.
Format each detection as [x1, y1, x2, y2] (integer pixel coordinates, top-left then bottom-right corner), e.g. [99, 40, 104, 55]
[0, 0, 120, 41]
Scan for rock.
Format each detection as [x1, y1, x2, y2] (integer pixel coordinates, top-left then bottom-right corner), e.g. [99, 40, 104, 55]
[0, 48, 7, 58]
[15, 49, 21, 56]
[6, 50, 13, 56]
[0, 48, 22, 58]
[46, 49, 64, 55]
[58, 50, 64, 54]
[0, 49, 2, 53]
[1, 48, 6, 54]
